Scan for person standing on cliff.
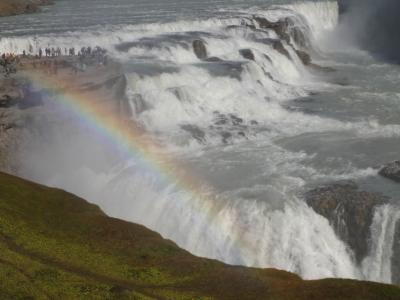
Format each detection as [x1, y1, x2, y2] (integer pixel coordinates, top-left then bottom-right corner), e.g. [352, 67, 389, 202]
[39, 48, 43, 59]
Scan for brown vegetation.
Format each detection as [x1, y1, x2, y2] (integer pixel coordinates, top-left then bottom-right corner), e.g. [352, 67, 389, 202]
[0, 0, 54, 17]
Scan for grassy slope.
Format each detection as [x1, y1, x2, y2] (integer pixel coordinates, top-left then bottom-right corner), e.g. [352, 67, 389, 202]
[0, 172, 399, 300]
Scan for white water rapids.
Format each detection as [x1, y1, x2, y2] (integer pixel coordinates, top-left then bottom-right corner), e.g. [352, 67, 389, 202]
[2, 0, 400, 284]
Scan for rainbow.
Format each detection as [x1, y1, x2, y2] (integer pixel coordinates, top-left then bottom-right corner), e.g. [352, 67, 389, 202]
[20, 64, 255, 262]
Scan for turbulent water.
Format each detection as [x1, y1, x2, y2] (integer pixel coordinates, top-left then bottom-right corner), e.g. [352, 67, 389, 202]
[1, 0, 400, 283]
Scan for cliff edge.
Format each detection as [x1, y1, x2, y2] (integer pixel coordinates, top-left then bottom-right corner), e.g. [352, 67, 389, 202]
[0, 172, 400, 299]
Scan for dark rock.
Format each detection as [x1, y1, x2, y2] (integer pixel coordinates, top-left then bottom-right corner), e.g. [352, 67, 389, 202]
[254, 17, 290, 43]
[0, 94, 17, 108]
[214, 112, 228, 126]
[295, 50, 311, 65]
[254, 16, 311, 51]
[131, 93, 150, 115]
[221, 131, 232, 143]
[229, 114, 244, 125]
[290, 26, 308, 49]
[379, 161, 400, 183]
[204, 57, 223, 62]
[271, 40, 291, 60]
[215, 118, 227, 125]
[181, 124, 206, 143]
[226, 24, 256, 31]
[305, 182, 388, 263]
[239, 49, 255, 61]
[192, 40, 208, 60]
[250, 120, 258, 125]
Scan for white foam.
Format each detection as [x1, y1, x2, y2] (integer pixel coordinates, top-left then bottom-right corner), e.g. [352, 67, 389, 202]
[8, 0, 400, 286]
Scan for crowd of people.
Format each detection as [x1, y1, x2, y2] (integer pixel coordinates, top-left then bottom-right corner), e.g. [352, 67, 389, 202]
[22, 45, 108, 61]
[1, 45, 109, 77]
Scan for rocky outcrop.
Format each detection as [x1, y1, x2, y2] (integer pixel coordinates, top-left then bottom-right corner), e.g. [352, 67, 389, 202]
[305, 182, 388, 263]
[379, 161, 400, 183]
[204, 56, 223, 62]
[253, 16, 332, 70]
[295, 50, 311, 65]
[254, 17, 291, 44]
[180, 124, 206, 143]
[290, 26, 309, 49]
[253, 16, 309, 49]
[192, 39, 208, 60]
[239, 49, 255, 61]
[271, 40, 291, 60]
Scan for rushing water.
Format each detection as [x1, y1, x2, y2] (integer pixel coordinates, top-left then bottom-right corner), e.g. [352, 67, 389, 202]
[1, 0, 400, 284]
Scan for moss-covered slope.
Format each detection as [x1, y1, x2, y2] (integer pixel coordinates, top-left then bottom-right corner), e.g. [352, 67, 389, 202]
[0, 172, 399, 299]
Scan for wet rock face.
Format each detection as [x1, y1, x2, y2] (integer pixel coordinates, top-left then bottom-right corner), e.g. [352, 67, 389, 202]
[204, 57, 223, 62]
[192, 40, 208, 60]
[253, 16, 309, 49]
[239, 49, 255, 61]
[290, 26, 308, 49]
[180, 124, 206, 143]
[295, 50, 311, 65]
[305, 182, 388, 263]
[254, 17, 291, 43]
[271, 40, 291, 60]
[379, 161, 400, 183]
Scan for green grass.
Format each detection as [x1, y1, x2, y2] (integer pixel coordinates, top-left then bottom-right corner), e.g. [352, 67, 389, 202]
[0, 171, 399, 299]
